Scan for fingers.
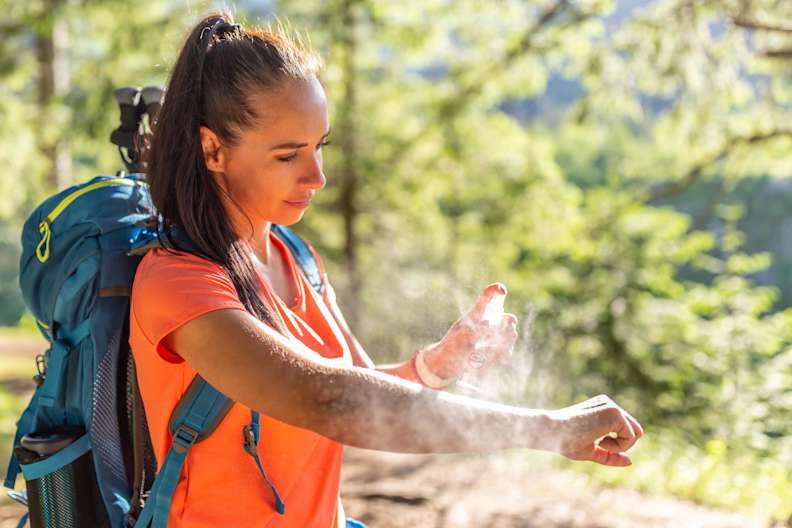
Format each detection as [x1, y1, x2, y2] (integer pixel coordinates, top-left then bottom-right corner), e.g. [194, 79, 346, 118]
[600, 404, 640, 454]
[590, 444, 632, 467]
[623, 409, 644, 439]
[467, 283, 507, 319]
[598, 433, 635, 453]
[556, 395, 643, 468]
[501, 313, 518, 333]
[491, 314, 517, 360]
[477, 313, 519, 371]
[597, 436, 622, 452]
[593, 427, 637, 467]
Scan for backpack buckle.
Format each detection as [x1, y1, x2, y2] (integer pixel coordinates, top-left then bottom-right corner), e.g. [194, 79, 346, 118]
[33, 354, 46, 386]
[172, 424, 199, 454]
[242, 425, 257, 456]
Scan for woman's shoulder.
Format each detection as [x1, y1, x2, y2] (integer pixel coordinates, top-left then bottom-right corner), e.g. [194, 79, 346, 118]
[131, 248, 244, 328]
[133, 248, 234, 300]
[130, 248, 246, 361]
[137, 248, 225, 279]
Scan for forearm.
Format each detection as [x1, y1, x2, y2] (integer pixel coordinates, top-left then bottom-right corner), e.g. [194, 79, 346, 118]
[304, 364, 554, 454]
[232, 333, 549, 453]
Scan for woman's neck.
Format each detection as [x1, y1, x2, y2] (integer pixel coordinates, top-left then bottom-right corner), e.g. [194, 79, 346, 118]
[231, 216, 273, 265]
[250, 223, 273, 265]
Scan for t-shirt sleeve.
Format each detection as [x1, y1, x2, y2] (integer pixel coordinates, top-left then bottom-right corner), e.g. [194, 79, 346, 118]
[131, 250, 247, 363]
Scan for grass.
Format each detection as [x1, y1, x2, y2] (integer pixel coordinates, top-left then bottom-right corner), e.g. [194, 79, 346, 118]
[0, 382, 33, 504]
[558, 428, 792, 523]
[0, 324, 42, 500]
[0, 313, 39, 337]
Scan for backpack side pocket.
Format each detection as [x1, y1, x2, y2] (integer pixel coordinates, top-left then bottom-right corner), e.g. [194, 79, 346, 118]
[17, 431, 110, 528]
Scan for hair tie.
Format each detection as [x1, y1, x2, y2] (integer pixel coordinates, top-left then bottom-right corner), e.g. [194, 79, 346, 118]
[200, 19, 241, 53]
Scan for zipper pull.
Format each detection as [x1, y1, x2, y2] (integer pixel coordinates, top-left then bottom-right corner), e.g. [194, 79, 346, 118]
[33, 354, 47, 387]
[36, 220, 51, 263]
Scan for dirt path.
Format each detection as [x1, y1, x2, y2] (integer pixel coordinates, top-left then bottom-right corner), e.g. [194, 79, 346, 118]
[340, 449, 777, 527]
[0, 334, 45, 360]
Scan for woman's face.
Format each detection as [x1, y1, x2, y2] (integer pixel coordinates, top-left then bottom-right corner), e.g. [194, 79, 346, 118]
[204, 76, 330, 231]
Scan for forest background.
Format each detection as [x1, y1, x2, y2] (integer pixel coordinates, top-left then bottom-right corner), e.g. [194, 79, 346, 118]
[1, 0, 792, 523]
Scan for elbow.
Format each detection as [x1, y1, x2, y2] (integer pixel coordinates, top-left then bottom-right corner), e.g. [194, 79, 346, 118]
[295, 367, 362, 444]
[305, 368, 422, 451]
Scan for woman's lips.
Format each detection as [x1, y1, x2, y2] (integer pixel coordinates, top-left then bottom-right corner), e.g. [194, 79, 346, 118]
[284, 198, 312, 208]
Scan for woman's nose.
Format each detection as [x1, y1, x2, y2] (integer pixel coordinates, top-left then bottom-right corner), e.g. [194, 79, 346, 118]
[303, 153, 326, 190]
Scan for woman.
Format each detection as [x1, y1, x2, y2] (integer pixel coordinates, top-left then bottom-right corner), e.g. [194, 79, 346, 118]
[129, 12, 644, 528]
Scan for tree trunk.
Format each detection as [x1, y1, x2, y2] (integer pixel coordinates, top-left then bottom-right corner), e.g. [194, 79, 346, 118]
[36, 1, 71, 190]
[337, 0, 361, 328]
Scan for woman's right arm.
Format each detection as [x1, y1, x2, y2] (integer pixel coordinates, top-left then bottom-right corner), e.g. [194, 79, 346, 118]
[164, 307, 642, 465]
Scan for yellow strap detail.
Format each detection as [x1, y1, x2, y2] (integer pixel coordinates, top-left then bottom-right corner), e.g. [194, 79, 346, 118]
[36, 221, 51, 263]
[33, 177, 144, 265]
[46, 178, 139, 224]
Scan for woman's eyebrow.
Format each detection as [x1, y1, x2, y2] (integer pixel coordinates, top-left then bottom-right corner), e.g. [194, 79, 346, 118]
[270, 128, 331, 150]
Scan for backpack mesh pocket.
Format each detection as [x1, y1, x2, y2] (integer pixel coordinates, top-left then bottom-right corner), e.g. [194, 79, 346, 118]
[16, 432, 110, 528]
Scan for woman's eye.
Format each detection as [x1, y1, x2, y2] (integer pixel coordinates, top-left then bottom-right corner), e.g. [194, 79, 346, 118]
[277, 141, 329, 162]
[277, 152, 298, 162]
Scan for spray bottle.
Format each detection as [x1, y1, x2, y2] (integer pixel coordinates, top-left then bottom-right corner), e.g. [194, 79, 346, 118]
[457, 289, 506, 393]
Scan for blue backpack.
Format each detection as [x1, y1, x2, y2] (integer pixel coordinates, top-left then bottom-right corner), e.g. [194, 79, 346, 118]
[6, 173, 324, 528]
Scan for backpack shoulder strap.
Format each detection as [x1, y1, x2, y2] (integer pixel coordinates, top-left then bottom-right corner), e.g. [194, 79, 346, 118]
[166, 376, 233, 443]
[271, 224, 324, 295]
[133, 376, 231, 528]
[134, 375, 285, 527]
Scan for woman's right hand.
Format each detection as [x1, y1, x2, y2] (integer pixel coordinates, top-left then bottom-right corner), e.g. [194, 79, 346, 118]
[547, 394, 644, 467]
[419, 283, 519, 383]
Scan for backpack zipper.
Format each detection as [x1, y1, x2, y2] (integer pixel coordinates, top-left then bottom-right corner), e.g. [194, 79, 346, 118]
[36, 178, 143, 263]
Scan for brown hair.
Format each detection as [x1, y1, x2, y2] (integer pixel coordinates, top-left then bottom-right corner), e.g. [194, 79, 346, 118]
[146, 12, 322, 330]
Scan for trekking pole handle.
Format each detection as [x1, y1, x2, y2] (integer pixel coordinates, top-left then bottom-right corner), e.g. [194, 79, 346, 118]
[140, 86, 164, 113]
[114, 86, 141, 107]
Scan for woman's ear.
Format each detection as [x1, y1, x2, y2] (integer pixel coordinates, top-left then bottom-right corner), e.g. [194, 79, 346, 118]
[200, 126, 227, 173]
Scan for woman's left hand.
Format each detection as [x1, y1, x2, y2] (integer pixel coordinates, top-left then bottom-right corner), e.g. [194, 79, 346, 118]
[419, 283, 519, 384]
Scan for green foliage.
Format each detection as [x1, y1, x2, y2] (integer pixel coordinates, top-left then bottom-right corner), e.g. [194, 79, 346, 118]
[567, 428, 792, 520]
[0, 236, 24, 325]
[2, 0, 792, 518]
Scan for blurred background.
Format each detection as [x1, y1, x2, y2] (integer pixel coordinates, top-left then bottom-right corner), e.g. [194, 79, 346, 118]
[1, 0, 792, 525]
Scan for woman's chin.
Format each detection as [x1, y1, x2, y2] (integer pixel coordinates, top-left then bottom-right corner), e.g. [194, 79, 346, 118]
[273, 211, 307, 226]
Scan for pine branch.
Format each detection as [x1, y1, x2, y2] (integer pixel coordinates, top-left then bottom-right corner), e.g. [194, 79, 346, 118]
[437, 0, 585, 120]
[386, 0, 592, 168]
[733, 17, 792, 34]
[761, 48, 792, 60]
[647, 129, 792, 203]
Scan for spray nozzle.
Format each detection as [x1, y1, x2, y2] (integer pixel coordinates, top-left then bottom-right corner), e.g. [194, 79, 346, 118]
[481, 292, 506, 327]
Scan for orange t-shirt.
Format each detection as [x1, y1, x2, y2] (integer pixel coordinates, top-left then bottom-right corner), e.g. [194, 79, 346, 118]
[129, 232, 352, 527]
